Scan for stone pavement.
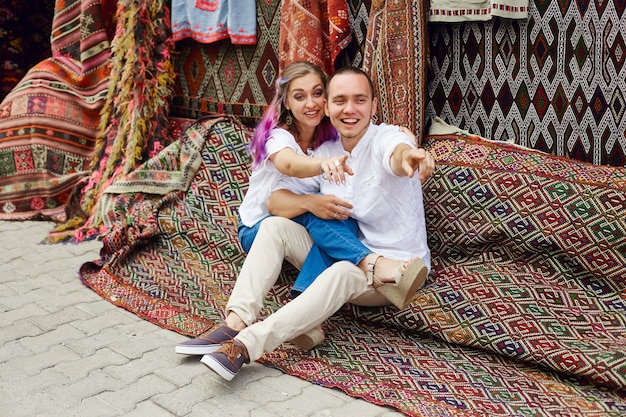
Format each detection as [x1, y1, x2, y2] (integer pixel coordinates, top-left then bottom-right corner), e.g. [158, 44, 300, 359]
[0, 221, 404, 417]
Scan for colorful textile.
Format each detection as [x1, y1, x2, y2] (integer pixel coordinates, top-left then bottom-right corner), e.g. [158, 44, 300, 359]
[362, 0, 428, 142]
[429, 0, 529, 22]
[80, 118, 626, 415]
[170, 0, 281, 121]
[171, 0, 370, 121]
[279, 0, 352, 75]
[45, 0, 176, 243]
[0, 0, 116, 221]
[427, 0, 626, 166]
[171, 0, 256, 45]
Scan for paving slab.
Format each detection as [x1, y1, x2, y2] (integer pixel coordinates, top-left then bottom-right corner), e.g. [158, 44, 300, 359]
[0, 221, 403, 417]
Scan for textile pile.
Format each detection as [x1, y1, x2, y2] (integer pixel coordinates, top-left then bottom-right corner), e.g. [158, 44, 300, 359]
[427, 0, 626, 166]
[0, 0, 115, 222]
[79, 117, 626, 416]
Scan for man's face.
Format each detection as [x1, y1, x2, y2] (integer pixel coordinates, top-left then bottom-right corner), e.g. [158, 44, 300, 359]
[325, 72, 377, 143]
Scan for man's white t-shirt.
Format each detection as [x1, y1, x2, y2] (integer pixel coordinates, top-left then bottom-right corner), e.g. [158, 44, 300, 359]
[275, 122, 431, 270]
[239, 128, 309, 228]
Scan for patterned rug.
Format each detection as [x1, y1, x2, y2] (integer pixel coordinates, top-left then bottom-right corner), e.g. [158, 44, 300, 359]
[80, 117, 626, 416]
[170, 0, 372, 121]
[0, 0, 115, 222]
[363, 0, 428, 142]
[427, 0, 626, 166]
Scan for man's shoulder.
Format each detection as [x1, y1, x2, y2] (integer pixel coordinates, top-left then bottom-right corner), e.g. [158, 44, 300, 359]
[314, 138, 343, 155]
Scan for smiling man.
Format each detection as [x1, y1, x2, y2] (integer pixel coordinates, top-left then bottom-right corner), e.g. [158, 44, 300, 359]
[198, 66, 432, 381]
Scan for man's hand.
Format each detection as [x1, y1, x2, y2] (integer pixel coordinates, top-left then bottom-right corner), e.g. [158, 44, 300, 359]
[392, 144, 436, 180]
[267, 189, 353, 220]
[307, 194, 353, 220]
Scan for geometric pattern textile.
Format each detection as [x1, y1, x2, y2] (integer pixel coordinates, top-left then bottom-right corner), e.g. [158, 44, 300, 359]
[278, 0, 352, 75]
[44, 0, 177, 243]
[79, 118, 626, 416]
[427, 0, 626, 166]
[362, 0, 428, 142]
[429, 0, 529, 22]
[0, 0, 116, 221]
[170, 0, 372, 122]
[170, 0, 282, 121]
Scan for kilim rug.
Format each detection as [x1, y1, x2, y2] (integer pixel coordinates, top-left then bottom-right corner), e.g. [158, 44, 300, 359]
[0, 0, 116, 222]
[170, 0, 372, 121]
[427, 0, 626, 166]
[170, 0, 282, 121]
[80, 117, 626, 416]
[363, 0, 428, 143]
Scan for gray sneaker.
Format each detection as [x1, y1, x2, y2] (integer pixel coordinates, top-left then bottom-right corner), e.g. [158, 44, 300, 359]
[175, 323, 239, 355]
[201, 339, 249, 381]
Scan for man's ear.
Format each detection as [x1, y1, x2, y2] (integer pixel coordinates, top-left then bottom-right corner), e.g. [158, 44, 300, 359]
[324, 99, 330, 117]
[372, 97, 378, 118]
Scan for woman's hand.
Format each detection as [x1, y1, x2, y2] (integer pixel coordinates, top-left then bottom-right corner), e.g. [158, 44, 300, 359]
[318, 155, 353, 185]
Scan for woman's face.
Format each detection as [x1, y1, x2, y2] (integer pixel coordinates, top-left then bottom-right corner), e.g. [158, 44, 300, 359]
[284, 73, 326, 132]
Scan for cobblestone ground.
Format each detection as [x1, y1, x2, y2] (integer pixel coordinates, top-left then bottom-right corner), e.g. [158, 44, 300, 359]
[0, 221, 403, 417]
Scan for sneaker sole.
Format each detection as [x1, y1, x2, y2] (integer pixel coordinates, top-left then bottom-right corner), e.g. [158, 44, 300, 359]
[175, 344, 221, 355]
[200, 355, 237, 381]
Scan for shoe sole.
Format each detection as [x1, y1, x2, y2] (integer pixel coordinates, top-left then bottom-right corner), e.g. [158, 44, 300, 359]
[290, 327, 324, 350]
[378, 259, 428, 310]
[201, 354, 237, 381]
[175, 344, 221, 355]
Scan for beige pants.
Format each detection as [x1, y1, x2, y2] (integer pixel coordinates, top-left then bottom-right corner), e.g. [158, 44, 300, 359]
[226, 216, 389, 361]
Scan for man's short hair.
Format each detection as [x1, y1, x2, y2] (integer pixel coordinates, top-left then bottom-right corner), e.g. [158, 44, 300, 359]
[328, 66, 375, 99]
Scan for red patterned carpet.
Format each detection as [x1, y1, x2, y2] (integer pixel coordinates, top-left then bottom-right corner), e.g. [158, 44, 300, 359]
[79, 118, 626, 416]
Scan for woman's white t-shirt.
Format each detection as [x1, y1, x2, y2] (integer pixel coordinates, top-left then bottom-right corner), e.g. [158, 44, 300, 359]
[238, 128, 309, 228]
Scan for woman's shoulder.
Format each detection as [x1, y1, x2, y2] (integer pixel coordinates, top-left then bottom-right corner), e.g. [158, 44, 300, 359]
[266, 127, 298, 152]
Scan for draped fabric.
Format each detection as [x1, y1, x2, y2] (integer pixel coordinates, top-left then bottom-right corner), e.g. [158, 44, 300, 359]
[0, 0, 116, 222]
[45, 0, 177, 242]
[279, 0, 352, 75]
[171, 0, 257, 45]
[362, 0, 428, 141]
[429, 0, 529, 22]
[426, 0, 626, 166]
[78, 117, 626, 416]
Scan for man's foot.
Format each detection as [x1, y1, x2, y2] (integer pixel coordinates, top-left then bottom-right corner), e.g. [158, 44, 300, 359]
[289, 325, 325, 350]
[175, 323, 239, 355]
[201, 339, 250, 381]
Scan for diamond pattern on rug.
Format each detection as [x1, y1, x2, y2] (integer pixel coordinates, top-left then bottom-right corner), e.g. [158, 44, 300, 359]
[427, 1, 626, 166]
[79, 118, 626, 416]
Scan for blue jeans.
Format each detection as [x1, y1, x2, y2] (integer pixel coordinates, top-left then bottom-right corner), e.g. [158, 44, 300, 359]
[290, 213, 371, 297]
[238, 214, 371, 297]
[238, 216, 264, 253]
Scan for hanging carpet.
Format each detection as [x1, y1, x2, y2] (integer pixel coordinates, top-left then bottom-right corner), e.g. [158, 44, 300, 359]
[80, 117, 626, 416]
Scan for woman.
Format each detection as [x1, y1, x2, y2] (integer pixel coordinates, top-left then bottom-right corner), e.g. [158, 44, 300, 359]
[176, 62, 430, 355]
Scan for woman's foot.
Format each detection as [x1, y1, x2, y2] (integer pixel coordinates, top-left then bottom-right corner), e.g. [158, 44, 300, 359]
[289, 324, 325, 350]
[365, 255, 428, 310]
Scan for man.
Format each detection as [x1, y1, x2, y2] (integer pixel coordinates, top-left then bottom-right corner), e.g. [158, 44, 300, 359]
[198, 66, 432, 381]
